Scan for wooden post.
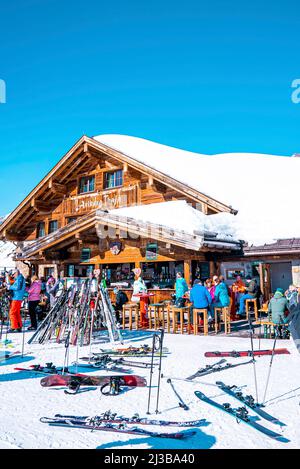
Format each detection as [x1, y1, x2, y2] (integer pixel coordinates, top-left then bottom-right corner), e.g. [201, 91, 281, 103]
[184, 260, 191, 287]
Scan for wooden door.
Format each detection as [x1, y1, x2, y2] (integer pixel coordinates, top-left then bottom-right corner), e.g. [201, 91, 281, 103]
[259, 263, 271, 301]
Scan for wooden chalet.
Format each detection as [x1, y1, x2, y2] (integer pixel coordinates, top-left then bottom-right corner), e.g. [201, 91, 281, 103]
[0, 135, 242, 300]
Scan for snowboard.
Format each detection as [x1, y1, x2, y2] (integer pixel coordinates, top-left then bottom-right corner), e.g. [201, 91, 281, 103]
[40, 373, 147, 388]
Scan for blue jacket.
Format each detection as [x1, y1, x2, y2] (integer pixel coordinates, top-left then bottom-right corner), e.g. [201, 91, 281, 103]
[8, 274, 26, 301]
[175, 277, 189, 299]
[190, 285, 212, 308]
[214, 282, 230, 307]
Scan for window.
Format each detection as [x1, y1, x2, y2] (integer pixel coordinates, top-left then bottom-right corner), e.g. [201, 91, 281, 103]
[48, 220, 58, 234]
[80, 248, 91, 262]
[67, 217, 77, 224]
[104, 170, 123, 189]
[45, 267, 55, 279]
[79, 175, 95, 194]
[37, 222, 45, 238]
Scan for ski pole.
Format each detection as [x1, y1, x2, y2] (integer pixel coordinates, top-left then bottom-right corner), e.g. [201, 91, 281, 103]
[146, 333, 157, 414]
[63, 331, 70, 374]
[21, 307, 26, 358]
[248, 315, 259, 404]
[155, 328, 164, 414]
[262, 327, 278, 405]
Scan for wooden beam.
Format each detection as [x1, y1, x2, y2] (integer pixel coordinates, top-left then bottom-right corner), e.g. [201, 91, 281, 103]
[48, 179, 67, 195]
[31, 198, 51, 212]
[184, 260, 191, 287]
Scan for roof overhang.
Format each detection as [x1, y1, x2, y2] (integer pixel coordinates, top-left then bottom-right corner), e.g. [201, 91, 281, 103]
[0, 135, 238, 241]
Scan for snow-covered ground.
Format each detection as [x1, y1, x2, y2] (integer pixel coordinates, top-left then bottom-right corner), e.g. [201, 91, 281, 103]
[1, 327, 299, 449]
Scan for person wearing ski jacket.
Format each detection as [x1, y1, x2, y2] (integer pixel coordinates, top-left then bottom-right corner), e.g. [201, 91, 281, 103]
[268, 288, 288, 324]
[26, 276, 42, 330]
[286, 285, 298, 308]
[190, 279, 212, 309]
[213, 280, 230, 308]
[237, 276, 259, 316]
[175, 272, 189, 306]
[113, 287, 129, 322]
[6, 269, 26, 332]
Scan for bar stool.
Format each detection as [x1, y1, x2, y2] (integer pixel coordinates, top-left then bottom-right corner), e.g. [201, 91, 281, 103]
[122, 303, 139, 330]
[245, 299, 258, 321]
[214, 306, 231, 334]
[148, 303, 164, 330]
[161, 303, 171, 333]
[193, 308, 209, 335]
[170, 306, 190, 334]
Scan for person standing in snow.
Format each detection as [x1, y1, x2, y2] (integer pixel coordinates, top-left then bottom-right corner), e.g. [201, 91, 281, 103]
[6, 269, 26, 332]
[175, 272, 189, 307]
[26, 275, 42, 330]
[46, 275, 56, 308]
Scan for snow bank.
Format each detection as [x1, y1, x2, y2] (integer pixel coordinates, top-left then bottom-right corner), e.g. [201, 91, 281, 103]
[94, 135, 299, 245]
[0, 329, 299, 449]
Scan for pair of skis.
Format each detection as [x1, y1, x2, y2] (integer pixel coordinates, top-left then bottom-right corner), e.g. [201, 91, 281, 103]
[195, 384, 288, 442]
[186, 358, 253, 380]
[40, 411, 203, 439]
[204, 348, 290, 358]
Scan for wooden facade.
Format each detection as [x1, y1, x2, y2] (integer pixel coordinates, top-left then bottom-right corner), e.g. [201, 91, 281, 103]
[0, 135, 241, 293]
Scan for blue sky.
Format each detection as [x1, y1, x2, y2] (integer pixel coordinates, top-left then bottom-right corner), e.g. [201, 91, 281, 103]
[0, 0, 300, 213]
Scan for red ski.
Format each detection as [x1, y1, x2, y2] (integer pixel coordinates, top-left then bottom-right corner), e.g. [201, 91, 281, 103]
[204, 348, 290, 358]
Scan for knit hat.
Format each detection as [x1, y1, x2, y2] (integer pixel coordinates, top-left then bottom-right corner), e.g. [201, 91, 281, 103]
[276, 288, 284, 295]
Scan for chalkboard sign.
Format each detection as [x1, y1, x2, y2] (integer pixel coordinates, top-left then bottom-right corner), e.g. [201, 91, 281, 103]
[146, 243, 158, 260]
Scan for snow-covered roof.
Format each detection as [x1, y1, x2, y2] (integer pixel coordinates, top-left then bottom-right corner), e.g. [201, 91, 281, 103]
[94, 134, 299, 245]
[0, 241, 16, 269]
[109, 200, 238, 243]
[0, 215, 16, 269]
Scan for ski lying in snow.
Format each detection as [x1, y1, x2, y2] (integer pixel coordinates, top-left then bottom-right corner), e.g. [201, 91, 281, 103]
[15, 363, 69, 375]
[0, 350, 21, 363]
[194, 391, 289, 442]
[216, 381, 286, 427]
[204, 348, 290, 358]
[53, 411, 206, 427]
[40, 373, 147, 394]
[40, 417, 196, 439]
[78, 354, 157, 369]
[186, 359, 253, 379]
[99, 344, 168, 354]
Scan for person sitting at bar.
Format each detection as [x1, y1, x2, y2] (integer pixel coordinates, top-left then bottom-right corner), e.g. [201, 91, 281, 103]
[212, 276, 230, 320]
[190, 279, 212, 323]
[113, 286, 129, 322]
[268, 288, 289, 338]
[175, 271, 189, 307]
[232, 275, 246, 293]
[205, 278, 215, 301]
[237, 276, 259, 318]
